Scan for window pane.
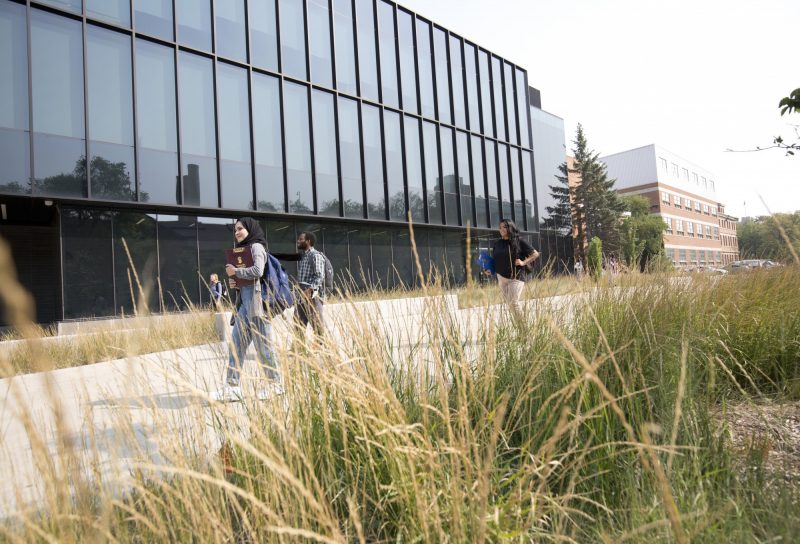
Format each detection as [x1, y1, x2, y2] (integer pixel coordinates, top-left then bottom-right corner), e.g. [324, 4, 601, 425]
[309, 0, 333, 87]
[283, 81, 313, 213]
[491, 57, 505, 141]
[433, 28, 450, 124]
[384, 110, 404, 221]
[158, 214, 200, 310]
[510, 147, 524, 226]
[135, 39, 178, 205]
[504, 63, 518, 145]
[280, 0, 307, 80]
[485, 139, 499, 225]
[449, 36, 466, 128]
[177, 0, 212, 51]
[397, 10, 417, 113]
[338, 97, 363, 218]
[113, 211, 159, 314]
[522, 150, 534, 228]
[197, 216, 235, 305]
[216, 0, 247, 62]
[378, 1, 398, 108]
[363, 104, 385, 219]
[348, 227, 371, 289]
[464, 43, 479, 132]
[456, 131, 473, 227]
[31, 10, 86, 197]
[249, 0, 278, 71]
[252, 73, 284, 212]
[403, 115, 424, 223]
[440, 126, 458, 225]
[333, 0, 356, 94]
[312, 90, 339, 216]
[516, 67, 530, 148]
[471, 135, 487, 228]
[0, 1, 30, 194]
[218, 63, 253, 210]
[416, 19, 434, 118]
[87, 26, 135, 200]
[178, 52, 217, 207]
[88, 0, 130, 27]
[356, 0, 378, 101]
[391, 228, 411, 288]
[38, 0, 80, 14]
[478, 50, 492, 137]
[423, 121, 441, 224]
[135, 0, 173, 41]
[498, 143, 511, 218]
[370, 229, 391, 288]
[62, 209, 115, 319]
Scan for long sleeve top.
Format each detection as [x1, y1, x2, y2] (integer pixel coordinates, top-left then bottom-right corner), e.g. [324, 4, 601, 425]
[234, 243, 267, 317]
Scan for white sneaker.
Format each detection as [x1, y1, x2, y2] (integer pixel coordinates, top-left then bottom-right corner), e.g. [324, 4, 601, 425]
[210, 384, 243, 403]
[256, 382, 285, 401]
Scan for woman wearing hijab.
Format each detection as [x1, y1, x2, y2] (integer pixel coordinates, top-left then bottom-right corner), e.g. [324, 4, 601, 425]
[211, 217, 282, 402]
[486, 219, 539, 315]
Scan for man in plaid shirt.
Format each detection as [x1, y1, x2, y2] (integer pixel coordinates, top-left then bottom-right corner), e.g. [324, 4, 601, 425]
[274, 231, 326, 337]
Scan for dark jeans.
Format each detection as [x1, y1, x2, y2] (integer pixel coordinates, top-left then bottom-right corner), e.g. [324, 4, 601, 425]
[296, 295, 325, 337]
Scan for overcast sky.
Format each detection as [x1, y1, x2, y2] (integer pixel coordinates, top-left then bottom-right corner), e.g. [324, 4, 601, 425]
[399, 0, 799, 218]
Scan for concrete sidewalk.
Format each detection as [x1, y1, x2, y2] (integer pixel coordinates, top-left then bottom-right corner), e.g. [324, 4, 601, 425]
[0, 291, 577, 518]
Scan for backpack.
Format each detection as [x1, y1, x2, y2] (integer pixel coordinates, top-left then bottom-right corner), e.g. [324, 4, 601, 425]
[318, 251, 335, 295]
[260, 253, 294, 316]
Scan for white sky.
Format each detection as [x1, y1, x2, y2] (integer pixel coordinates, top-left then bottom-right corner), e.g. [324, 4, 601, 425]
[399, 0, 800, 218]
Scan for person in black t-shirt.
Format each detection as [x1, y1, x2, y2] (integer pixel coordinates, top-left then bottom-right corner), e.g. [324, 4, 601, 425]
[485, 219, 539, 315]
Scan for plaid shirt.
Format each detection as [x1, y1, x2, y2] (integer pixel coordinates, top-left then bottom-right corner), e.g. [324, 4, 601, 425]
[297, 248, 325, 292]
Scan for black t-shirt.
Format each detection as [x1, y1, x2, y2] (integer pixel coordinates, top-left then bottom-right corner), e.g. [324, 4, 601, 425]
[492, 238, 536, 280]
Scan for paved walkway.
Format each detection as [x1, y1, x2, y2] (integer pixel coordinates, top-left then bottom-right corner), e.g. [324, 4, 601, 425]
[0, 291, 578, 518]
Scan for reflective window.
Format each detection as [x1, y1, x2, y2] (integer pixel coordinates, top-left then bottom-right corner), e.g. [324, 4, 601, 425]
[135, 0, 173, 41]
[478, 50, 492, 137]
[433, 28, 450, 124]
[397, 10, 417, 113]
[423, 121, 441, 224]
[280, 0, 307, 80]
[177, 0, 212, 51]
[497, 143, 512, 218]
[178, 52, 217, 207]
[491, 56, 506, 141]
[470, 135, 487, 228]
[362, 104, 385, 219]
[416, 19, 435, 118]
[62, 209, 115, 319]
[522, 150, 534, 227]
[216, 0, 247, 62]
[0, 1, 30, 194]
[450, 36, 466, 128]
[464, 43, 479, 132]
[455, 131, 473, 226]
[135, 40, 178, 205]
[391, 228, 412, 288]
[252, 73, 283, 212]
[158, 214, 200, 310]
[249, 0, 278, 71]
[283, 82, 313, 213]
[440, 126, 458, 225]
[356, 0, 378, 101]
[217, 63, 253, 210]
[370, 229, 392, 288]
[338, 97, 362, 217]
[31, 10, 86, 197]
[378, 1, 398, 108]
[348, 227, 371, 289]
[113, 211, 159, 314]
[309, 0, 333, 87]
[403, 116, 424, 223]
[197, 216, 235, 305]
[333, 0, 356, 95]
[504, 63, 518, 145]
[510, 147, 524, 226]
[88, 0, 131, 27]
[515, 68, 530, 148]
[38, 0, 80, 14]
[87, 26, 135, 201]
[484, 139, 499, 224]
[312, 90, 339, 216]
[384, 110, 404, 221]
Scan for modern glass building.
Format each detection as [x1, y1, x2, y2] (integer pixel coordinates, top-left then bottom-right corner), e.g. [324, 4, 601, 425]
[0, 0, 548, 323]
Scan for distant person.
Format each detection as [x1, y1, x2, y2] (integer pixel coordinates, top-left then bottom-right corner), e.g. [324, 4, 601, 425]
[574, 259, 584, 278]
[211, 217, 282, 402]
[209, 273, 223, 309]
[485, 219, 539, 315]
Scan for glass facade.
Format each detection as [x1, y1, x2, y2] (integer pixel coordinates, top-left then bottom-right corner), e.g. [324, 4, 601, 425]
[0, 0, 540, 323]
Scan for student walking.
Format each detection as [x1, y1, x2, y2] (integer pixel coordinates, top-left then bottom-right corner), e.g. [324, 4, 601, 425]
[485, 219, 539, 315]
[273, 231, 327, 339]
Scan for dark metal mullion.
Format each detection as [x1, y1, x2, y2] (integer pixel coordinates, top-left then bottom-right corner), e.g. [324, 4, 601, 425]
[479, 136, 490, 227]
[302, 0, 311, 81]
[327, 0, 336, 90]
[278, 80, 289, 213]
[81, 8, 91, 199]
[435, 126, 445, 225]
[172, 0, 184, 205]
[274, 0, 283, 73]
[465, 133, 477, 228]
[459, 39, 470, 132]
[372, 0, 383, 105]
[444, 29, 455, 126]
[509, 66, 520, 146]
[130, 32, 142, 202]
[246, 68, 258, 211]
[378, 108, 389, 220]
[356, 102, 367, 219]
[485, 50, 496, 138]
[307, 88, 319, 215]
[391, 4, 401, 111]
[210, 1, 224, 211]
[429, 24, 439, 122]
[472, 44, 484, 136]
[25, 3, 35, 192]
[109, 214, 117, 314]
[498, 57, 510, 144]
[332, 97, 344, 217]
[350, 0, 361, 98]
[410, 11, 420, 117]
[398, 113, 410, 221]
[417, 120, 429, 224]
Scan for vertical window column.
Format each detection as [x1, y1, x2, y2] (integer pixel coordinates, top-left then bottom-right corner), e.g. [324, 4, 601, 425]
[450, 35, 466, 128]
[338, 97, 363, 217]
[384, 110, 405, 221]
[252, 73, 284, 212]
[422, 121, 441, 224]
[249, 0, 279, 71]
[378, 0, 398, 108]
[356, 0, 378, 101]
[471, 135, 487, 228]
[440, 126, 458, 225]
[416, 19, 435, 119]
[491, 56, 506, 142]
[432, 27, 450, 124]
[397, 9, 417, 114]
[311, 90, 339, 216]
[0, 1, 30, 195]
[177, 0, 212, 52]
[484, 139, 499, 224]
[216, 0, 247, 62]
[283, 82, 313, 213]
[515, 68, 530, 148]
[504, 62, 518, 145]
[464, 43, 480, 132]
[308, 0, 333, 87]
[455, 132, 474, 227]
[333, 0, 356, 95]
[217, 63, 253, 210]
[403, 115, 425, 222]
[478, 50, 492, 137]
[362, 104, 386, 219]
[279, 0, 308, 80]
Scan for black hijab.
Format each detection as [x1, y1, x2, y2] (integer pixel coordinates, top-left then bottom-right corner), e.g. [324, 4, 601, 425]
[235, 217, 267, 248]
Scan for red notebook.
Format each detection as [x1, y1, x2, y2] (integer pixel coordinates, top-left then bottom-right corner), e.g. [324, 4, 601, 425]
[225, 247, 256, 287]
